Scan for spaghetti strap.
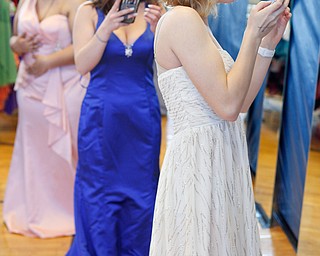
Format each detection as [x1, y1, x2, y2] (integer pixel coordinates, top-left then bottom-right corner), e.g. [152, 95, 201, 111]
[95, 8, 105, 30]
[154, 11, 169, 57]
[206, 26, 223, 49]
[154, 11, 171, 75]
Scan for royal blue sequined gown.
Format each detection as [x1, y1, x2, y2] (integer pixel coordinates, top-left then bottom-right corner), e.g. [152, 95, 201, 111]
[67, 8, 161, 256]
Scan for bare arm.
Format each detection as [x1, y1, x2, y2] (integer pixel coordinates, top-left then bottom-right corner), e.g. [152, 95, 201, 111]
[73, 0, 135, 75]
[241, 7, 291, 112]
[156, 0, 289, 121]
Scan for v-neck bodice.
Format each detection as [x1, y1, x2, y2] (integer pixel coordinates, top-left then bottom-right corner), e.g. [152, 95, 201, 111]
[89, 7, 155, 91]
[112, 26, 148, 48]
[95, 8, 150, 49]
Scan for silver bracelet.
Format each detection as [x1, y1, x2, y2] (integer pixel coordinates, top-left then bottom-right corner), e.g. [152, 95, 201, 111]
[258, 46, 275, 58]
[95, 33, 108, 44]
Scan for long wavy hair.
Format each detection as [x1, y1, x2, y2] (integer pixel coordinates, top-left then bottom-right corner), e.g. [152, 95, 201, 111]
[165, 0, 217, 18]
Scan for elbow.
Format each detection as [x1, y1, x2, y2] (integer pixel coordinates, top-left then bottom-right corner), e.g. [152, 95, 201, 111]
[74, 54, 92, 76]
[215, 105, 241, 122]
[221, 113, 240, 122]
[75, 60, 89, 76]
[240, 102, 252, 114]
[240, 107, 250, 114]
[76, 67, 89, 76]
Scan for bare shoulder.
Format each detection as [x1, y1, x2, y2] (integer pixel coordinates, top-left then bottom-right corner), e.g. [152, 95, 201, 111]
[155, 6, 207, 69]
[73, 1, 97, 31]
[170, 6, 202, 20]
[75, 1, 97, 17]
[160, 6, 206, 40]
[164, 7, 203, 28]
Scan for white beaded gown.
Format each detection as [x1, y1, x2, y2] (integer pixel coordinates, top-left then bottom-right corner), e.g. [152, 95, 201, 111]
[149, 21, 262, 256]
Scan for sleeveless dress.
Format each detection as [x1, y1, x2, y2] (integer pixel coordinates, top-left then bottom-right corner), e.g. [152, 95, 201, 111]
[149, 15, 262, 256]
[3, 0, 85, 238]
[67, 8, 161, 256]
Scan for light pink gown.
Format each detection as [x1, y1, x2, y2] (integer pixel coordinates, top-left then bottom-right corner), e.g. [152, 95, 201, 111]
[3, 0, 85, 238]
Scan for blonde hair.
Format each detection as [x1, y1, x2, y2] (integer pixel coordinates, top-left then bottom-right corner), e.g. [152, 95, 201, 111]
[164, 0, 217, 18]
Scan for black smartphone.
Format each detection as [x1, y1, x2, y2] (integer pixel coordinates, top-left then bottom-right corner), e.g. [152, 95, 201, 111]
[119, 0, 141, 24]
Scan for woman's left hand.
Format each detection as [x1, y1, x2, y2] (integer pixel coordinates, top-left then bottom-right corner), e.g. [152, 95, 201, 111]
[144, 4, 162, 33]
[261, 7, 292, 49]
[26, 55, 50, 77]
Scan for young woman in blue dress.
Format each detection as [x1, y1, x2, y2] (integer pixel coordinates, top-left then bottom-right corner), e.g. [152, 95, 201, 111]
[67, 0, 163, 255]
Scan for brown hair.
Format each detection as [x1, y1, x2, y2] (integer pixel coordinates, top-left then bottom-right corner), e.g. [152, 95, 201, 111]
[91, 0, 115, 15]
[165, 0, 217, 18]
[92, 0, 160, 15]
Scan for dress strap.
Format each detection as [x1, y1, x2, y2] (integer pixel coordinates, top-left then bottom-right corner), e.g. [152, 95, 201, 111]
[206, 26, 223, 50]
[154, 14, 165, 49]
[154, 11, 170, 75]
[154, 11, 169, 56]
[95, 8, 105, 30]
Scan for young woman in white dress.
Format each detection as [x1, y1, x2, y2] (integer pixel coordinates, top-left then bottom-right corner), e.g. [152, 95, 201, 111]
[150, 0, 291, 255]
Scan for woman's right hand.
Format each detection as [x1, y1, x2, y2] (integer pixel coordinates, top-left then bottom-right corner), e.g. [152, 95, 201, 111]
[99, 0, 137, 36]
[10, 33, 41, 56]
[246, 0, 290, 40]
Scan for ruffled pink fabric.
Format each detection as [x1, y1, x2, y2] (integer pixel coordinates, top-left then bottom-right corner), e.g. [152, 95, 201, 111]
[14, 2, 80, 168]
[42, 67, 74, 168]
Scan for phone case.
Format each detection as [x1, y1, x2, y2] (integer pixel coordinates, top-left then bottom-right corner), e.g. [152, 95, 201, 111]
[119, 0, 141, 24]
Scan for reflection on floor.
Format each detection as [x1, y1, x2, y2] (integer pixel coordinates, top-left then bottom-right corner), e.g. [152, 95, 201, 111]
[254, 123, 280, 223]
[263, 94, 282, 132]
[311, 108, 320, 151]
[252, 94, 320, 256]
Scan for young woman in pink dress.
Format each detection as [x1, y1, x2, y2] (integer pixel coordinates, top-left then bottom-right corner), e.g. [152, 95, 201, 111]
[3, 0, 85, 238]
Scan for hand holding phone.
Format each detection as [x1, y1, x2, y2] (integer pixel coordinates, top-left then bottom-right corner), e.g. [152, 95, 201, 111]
[119, 0, 141, 24]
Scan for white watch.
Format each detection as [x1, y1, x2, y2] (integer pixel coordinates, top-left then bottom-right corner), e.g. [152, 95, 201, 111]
[258, 47, 275, 58]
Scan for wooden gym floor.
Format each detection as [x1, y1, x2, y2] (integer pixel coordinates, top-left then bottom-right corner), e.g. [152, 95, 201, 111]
[0, 112, 299, 255]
